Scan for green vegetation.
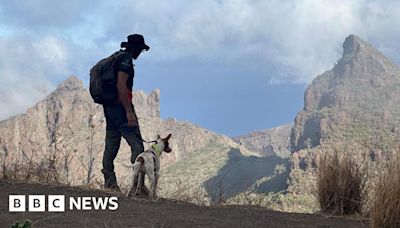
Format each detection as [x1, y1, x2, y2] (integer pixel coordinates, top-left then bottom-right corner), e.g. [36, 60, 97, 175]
[11, 219, 32, 228]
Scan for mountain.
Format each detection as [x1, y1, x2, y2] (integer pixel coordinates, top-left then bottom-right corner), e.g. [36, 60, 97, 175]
[3, 34, 393, 212]
[287, 35, 400, 198]
[0, 76, 288, 204]
[232, 124, 292, 158]
[291, 35, 400, 152]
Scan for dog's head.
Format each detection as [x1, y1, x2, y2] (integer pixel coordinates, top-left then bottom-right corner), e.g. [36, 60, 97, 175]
[157, 134, 172, 153]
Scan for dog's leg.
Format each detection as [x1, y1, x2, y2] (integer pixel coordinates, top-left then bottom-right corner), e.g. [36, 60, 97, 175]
[126, 173, 134, 197]
[132, 157, 144, 196]
[127, 163, 140, 197]
[146, 168, 156, 201]
[135, 171, 142, 195]
[154, 172, 159, 199]
[127, 173, 137, 197]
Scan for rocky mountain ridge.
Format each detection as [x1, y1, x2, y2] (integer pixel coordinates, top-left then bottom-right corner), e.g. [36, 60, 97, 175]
[1, 34, 394, 212]
[0, 76, 289, 203]
[287, 35, 400, 204]
[0, 76, 235, 178]
[233, 124, 292, 158]
[290, 35, 400, 152]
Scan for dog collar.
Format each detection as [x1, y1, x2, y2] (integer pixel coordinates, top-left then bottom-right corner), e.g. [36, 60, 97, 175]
[151, 144, 162, 158]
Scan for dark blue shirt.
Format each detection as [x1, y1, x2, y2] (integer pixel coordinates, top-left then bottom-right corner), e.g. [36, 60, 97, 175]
[114, 50, 134, 100]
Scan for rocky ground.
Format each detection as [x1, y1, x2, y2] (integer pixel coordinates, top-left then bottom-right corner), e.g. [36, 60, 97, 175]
[0, 179, 368, 228]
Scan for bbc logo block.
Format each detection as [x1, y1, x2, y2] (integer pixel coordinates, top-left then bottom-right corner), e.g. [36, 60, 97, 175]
[28, 195, 45, 212]
[9, 195, 65, 212]
[9, 195, 26, 212]
[48, 195, 65, 212]
[8, 195, 118, 212]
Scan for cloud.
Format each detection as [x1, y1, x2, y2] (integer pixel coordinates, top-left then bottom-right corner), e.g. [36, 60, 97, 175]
[96, 0, 400, 82]
[2, 0, 400, 82]
[0, 0, 400, 120]
[0, 35, 72, 119]
[0, 0, 92, 28]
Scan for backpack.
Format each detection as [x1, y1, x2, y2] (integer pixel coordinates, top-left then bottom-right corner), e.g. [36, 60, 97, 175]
[89, 51, 124, 105]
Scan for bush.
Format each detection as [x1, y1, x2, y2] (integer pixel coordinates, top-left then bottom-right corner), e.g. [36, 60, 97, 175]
[11, 219, 32, 228]
[1, 157, 61, 184]
[370, 154, 400, 228]
[317, 145, 366, 215]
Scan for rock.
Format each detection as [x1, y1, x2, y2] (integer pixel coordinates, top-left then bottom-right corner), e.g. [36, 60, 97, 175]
[233, 124, 292, 158]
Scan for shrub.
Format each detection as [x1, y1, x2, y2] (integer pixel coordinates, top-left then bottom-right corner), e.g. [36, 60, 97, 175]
[11, 219, 32, 228]
[1, 157, 61, 184]
[370, 153, 400, 228]
[317, 144, 366, 215]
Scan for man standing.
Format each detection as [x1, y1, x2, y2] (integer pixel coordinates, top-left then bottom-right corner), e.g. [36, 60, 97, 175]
[101, 34, 150, 193]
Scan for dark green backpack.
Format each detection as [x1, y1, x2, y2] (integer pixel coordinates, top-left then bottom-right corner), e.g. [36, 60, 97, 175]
[89, 51, 124, 105]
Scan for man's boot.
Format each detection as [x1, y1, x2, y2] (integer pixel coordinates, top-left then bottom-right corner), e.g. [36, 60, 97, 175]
[101, 169, 120, 192]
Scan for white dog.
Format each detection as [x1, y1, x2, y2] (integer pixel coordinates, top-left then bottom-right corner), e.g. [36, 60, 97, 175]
[126, 134, 172, 200]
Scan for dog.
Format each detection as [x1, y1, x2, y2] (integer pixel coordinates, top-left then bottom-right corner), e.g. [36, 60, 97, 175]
[126, 134, 172, 200]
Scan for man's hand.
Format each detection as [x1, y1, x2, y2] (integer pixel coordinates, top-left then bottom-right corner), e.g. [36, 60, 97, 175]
[126, 111, 138, 127]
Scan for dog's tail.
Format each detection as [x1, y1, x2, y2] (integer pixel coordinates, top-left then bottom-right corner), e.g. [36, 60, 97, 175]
[122, 157, 144, 169]
[122, 163, 134, 168]
[136, 157, 145, 167]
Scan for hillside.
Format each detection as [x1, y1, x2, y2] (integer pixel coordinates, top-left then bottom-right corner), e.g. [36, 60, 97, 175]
[0, 179, 368, 227]
[0, 77, 287, 204]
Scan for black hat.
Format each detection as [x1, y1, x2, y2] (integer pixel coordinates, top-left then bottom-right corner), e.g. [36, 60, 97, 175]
[121, 34, 150, 51]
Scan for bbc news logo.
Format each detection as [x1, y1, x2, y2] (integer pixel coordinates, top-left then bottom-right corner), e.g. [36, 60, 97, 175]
[9, 195, 118, 212]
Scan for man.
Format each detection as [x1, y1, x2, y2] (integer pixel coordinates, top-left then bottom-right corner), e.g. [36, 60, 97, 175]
[101, 34, 150, 193]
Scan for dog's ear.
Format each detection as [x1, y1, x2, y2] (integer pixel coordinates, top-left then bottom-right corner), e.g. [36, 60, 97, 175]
[164, 134, 172, 141]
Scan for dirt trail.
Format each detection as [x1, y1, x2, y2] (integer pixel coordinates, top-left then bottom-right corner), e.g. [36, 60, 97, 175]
[0, 179, 368, 227]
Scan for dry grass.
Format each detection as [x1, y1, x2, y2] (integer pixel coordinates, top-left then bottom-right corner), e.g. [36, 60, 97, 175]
[370, 152, 400, 228]
[158, 178, 210, 206]
[317, 144, 367, 215]
[1, 156, 62, 184]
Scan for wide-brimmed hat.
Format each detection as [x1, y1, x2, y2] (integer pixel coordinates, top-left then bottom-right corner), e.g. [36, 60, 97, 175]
[121, 34, 150, 51]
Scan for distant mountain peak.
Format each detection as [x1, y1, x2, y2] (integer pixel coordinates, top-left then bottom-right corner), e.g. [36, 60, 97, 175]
[56, 75, 84, 92]
[342, 34, 366, 56]
[233, 124, 292, 158]
[52, 75, 85, 95]
[335, 34, 398, 79]
[341, 34, 393, 66]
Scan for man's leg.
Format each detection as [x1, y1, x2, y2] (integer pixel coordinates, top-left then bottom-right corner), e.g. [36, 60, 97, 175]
[121, 124, 147, 194]
[120, 105, 145, 163]
[102, 129, 122, 190]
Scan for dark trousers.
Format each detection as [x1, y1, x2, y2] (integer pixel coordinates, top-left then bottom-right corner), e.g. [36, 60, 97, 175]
[102, 103, 144, 187]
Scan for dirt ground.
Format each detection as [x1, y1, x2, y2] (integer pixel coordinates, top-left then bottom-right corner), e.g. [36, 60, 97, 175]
[0, 179, 368, 228]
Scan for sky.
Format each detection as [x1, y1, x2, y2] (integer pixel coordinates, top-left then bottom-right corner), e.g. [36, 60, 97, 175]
[0, 0, 399, 137]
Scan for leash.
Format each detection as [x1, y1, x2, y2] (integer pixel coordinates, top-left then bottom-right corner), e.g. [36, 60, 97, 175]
[124, 122, 162, 147]
[129, 125, 157, 144]
[137, 133, 157, 144]
[140, 137, 158, 153]
[141, 138, 158, 144]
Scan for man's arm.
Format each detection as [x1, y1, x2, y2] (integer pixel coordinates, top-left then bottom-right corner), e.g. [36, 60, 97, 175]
[117, 71, 137, 127]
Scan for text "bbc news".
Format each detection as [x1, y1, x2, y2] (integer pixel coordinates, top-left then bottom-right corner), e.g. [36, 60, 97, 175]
[9, 195, 119, 212]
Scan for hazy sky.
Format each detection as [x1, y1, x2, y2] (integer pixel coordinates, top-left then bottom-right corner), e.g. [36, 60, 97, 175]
[0, 0, 399, 136]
